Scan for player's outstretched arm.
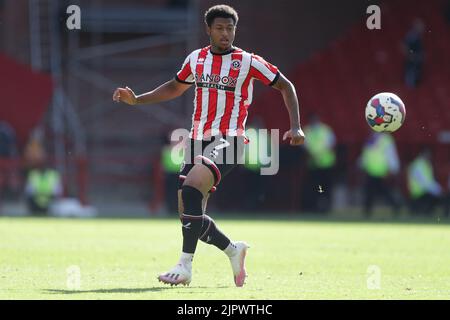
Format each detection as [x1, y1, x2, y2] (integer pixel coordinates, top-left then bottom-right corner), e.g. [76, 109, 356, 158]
[112, 78, 192, 106]
[272, 72, 305, 146]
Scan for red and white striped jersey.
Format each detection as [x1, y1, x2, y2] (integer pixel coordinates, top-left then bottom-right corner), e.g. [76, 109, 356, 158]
[176, 46, 279, 140]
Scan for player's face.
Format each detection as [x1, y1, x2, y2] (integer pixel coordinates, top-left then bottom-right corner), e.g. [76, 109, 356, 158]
[207, 17, 236, 52]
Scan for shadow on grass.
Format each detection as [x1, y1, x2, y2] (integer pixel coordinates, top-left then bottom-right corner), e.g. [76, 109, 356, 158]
[43, 288, 169, 294]
[43, 286, 232, 295]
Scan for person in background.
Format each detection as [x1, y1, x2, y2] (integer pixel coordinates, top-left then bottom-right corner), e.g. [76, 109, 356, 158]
[242, 125, 268, 211]
[24, 148, 62, 216]
[303, 114, 336, 213]
[359, 132, 401, 217]
[0, 121, 20, 199]
[403, 19, 425, 88]
[161, 130, 185, 214]
[407, 148, 446, 216]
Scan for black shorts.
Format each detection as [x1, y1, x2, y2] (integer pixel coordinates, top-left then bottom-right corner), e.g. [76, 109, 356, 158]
[178, 135, 246, 192]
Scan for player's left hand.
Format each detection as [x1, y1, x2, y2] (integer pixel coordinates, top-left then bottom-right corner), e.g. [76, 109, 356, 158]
[283, 128, 305, 146]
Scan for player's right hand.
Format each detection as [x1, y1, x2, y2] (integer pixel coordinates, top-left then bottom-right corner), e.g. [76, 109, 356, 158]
[283, 127, 305, 146]
[113, 86, 138, 105]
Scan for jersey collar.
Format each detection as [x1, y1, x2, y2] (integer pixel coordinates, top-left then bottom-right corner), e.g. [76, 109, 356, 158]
[209, 46, 237, 56]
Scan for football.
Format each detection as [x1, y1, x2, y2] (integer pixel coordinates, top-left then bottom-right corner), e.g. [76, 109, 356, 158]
[365, 92, 406, 132]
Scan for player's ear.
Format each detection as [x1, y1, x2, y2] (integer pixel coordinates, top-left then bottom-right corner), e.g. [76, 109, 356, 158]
[205, 24, 211, 36]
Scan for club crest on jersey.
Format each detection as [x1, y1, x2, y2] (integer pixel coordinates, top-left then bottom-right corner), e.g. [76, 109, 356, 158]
[231, 59, 241, 70]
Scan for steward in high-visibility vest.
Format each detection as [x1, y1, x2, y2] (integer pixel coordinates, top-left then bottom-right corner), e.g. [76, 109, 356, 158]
[303, 116, 336, 213]
[242, 127, 269, 211]
[25, 168, 62, 214]
[161, 144, 184, 174]
[304, 121, 336, 169]
[161, 143, 185, 214]
[359, 132, 401, 215]
[360, 132, 399, 177]
[405, 149, 449, 215]
[407, 151, 442, 199]
[243, 127, 267, 172]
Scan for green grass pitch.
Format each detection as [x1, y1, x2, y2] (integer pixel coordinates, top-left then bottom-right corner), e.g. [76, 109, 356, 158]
[1, 216, 450, 299]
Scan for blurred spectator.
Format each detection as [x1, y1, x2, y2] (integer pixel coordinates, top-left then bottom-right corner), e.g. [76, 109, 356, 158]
[242, 126, 268, 211]
[359, 132, 401, 216]
[302, 114, 336, 213]
[403, 19, 425, 88]
[24, 151, 62, 216]
[406, 148, 447, 216]
[161, 130, 184, 214]
[0, 121, 20, 196]
[0, 121, 18, 158]
[23, 128, 46, 171]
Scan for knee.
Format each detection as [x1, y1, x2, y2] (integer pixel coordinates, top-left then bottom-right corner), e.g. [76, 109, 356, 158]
[180, 185, 204, 215]
[183, 177, 207, 194]
[183, 164, 214, 194]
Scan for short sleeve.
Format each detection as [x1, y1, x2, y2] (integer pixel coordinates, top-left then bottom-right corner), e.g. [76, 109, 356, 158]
[175, 54, 195, 84]
[250, 54, 280, 86]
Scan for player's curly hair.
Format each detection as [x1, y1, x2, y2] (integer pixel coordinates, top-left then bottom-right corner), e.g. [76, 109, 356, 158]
[204, 4, 239, 26]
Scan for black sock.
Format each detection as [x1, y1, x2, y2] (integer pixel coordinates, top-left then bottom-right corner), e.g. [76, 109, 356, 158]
[180, 185, 204, 254]
[198, 214, 231, 250]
